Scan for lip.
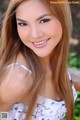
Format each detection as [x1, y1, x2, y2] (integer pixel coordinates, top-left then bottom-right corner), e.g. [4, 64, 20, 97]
[32, 38, 50, 48]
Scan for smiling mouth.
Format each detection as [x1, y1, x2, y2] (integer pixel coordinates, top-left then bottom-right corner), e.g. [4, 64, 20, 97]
[32, 38, 50, 48]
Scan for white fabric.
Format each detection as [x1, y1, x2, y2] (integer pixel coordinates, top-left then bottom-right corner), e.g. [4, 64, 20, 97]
[6, 63, 77, 120]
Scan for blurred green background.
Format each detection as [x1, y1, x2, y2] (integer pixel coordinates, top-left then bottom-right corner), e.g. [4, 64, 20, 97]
[0, 0, 80, 120]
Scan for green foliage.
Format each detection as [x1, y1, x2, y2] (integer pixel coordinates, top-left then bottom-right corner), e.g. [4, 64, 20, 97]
[68, 52, 80, 70]
[68, 52, 80, 120]
[74, 92, 80, 120]
[63, 116, 67, 120]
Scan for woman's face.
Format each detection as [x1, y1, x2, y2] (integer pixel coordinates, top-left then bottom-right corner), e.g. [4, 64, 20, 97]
[16, 0, 62, 58]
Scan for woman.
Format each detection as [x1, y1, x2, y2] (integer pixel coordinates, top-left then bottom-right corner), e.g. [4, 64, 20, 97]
[0, 0, 77, 120]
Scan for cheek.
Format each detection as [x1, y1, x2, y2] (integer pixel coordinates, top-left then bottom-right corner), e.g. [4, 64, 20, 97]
[46, 20, 62, 38]
[17, 28, 28, 42]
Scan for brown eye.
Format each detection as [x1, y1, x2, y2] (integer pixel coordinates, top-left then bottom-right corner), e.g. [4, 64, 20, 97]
[18, 23, 27, 26]
[40, 19, 51, 23]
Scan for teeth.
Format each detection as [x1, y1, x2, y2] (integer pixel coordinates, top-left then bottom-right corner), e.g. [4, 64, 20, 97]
[33, 40, 47, 45]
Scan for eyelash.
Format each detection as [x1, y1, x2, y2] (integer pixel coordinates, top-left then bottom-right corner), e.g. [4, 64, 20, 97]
[17, 18, 51, 26]
[17, 23, 27, 26]
[40, 18, 51, 23]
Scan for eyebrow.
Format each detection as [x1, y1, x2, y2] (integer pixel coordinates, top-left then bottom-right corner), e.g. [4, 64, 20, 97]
[16, 14, 52, 22]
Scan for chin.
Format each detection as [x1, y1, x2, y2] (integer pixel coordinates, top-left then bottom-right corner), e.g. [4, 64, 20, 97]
[35, 52, 51, 58]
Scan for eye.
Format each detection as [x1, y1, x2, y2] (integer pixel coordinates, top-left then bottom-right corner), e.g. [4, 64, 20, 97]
[17, 23, 27, 26]
[40, 18, 51, 24]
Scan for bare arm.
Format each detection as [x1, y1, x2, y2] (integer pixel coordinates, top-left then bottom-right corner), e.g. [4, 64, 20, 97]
[0, 65, 32, 111]
[73, 81, 80, 91]
[68, 67, 80, 91]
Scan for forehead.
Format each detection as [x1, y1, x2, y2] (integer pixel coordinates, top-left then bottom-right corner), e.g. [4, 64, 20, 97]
[16, 0, 51, 19]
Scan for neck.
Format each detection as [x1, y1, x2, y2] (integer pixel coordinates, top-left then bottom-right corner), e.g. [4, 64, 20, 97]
[39, 56, 49, 68]
[39, 56, 52, 77]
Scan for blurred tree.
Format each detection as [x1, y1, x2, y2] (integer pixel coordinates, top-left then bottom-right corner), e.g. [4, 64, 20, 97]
[70, 4, 80, 58]
[0, 0, 9, 15]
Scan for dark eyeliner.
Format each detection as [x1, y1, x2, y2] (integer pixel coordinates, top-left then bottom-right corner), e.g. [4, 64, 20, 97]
[40, 18, 51, 23]
[17, 22, 27, 26]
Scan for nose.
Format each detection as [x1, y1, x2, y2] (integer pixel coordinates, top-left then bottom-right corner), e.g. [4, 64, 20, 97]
[30, 25, 44, 39]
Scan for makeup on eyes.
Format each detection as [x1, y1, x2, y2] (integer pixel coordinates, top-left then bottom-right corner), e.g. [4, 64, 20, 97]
[16, 14, 52, 26]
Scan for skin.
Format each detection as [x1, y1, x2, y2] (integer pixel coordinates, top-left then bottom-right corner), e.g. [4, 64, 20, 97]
[0, 0, 78, 113]
[16, 0, 62, 61]
[15, 0, 63, 100]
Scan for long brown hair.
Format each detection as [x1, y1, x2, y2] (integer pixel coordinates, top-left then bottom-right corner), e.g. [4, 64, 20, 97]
[0, 0, 74, 120]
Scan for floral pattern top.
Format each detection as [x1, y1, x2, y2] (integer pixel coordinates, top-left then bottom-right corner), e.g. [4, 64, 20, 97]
[6, 63, 77, 120]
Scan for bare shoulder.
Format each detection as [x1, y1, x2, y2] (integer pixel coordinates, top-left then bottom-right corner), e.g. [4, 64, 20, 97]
[15, 52, 28, 66]
[0, 53, 32, 111]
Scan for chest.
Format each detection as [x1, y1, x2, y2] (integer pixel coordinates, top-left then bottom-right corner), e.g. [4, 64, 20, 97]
[39, 78, 60, 101]
[8, 98, 66, 120]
